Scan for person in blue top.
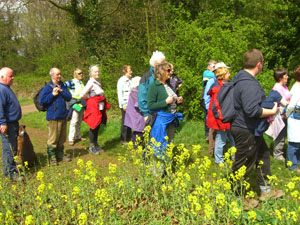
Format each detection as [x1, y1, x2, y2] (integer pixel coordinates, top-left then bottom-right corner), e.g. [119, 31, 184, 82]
[202, 60, 216, 141]
[0, 67, 23, 181]
[40, 67, 72, 166]
[138, 50, 166, 122]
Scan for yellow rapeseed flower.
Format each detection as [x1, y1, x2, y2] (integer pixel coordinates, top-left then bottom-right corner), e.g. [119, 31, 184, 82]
[229, 201, 241, 218]
[274, 209, 282, 220]
[287, 161, 293, 167]
[25, 215, 35, 225]
[36, 171, 44, 181]
[78, 213, 87, 225]
[77, 159, 84, 168]
[37, 183, 45, 194]
[247, 210, 257, 222]
[109, 163, 117, 174]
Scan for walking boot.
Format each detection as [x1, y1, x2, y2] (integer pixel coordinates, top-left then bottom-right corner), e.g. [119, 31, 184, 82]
[47, 145, 57, 166]
[56, 146, 71, 162]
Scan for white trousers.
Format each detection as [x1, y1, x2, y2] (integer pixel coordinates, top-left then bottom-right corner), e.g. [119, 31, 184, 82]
[68, 109, 84, 142]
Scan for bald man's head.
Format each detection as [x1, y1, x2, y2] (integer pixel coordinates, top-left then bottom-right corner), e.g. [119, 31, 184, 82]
[0, 67, 14, 86]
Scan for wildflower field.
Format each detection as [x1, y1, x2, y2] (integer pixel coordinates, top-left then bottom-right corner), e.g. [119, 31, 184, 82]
[0, 110, 300, 224]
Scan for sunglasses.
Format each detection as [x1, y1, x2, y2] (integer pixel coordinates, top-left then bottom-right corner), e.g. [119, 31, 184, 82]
[77, 72, 83, 75]
[167, 69, 171, 73]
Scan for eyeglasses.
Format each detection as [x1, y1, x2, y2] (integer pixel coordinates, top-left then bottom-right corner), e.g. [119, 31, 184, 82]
[77, 72, 83, 75]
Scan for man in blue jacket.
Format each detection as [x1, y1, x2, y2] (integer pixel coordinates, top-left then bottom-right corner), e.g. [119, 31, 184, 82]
[0, 67, 23, 181]
[138, 51, 166, 122]
[231, 49, 283, 201]
[40, 67, 72, 165]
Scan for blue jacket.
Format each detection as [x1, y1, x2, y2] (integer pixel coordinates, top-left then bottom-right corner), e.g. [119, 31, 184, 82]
[0, 83, 22, 125]
[204, 76, 217, 110]
[138, 67, 155, 117]
[40, 81, 72, 120]
[255, 90, 282, 136]
[151, 111, 183, 159]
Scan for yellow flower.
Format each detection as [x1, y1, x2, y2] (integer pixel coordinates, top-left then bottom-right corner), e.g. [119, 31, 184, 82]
[274, 209, 281, 220]
[24, 161, 29, 168]
[215, 193, 226, 207]
[286, 181, 295, 191]
[72, 186, 80, 196]
[203, 203, 214, 220]
[36, 171, 44, 181]
[37, 183, 45, 194]
[248, 210, 256, 222]
[5, 210, 14, 223]
[25, 215, 35, 225]
[229, 201, 241, 218]
[48, 183, 53, 190]
[108, 163, 117, 174]
[77, 159, 84, 168]
[11, 185, 16, 191]
[288, 211, 297, 222]
[287, 161, 293, 167]
[78, 213, 87, 225]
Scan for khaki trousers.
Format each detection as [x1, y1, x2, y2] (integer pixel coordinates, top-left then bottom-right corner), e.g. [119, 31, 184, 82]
[47, 119, 67, 148]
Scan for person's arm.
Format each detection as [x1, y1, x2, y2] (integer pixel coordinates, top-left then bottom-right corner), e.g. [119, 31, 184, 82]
[147, 85, 169, 111]
[204, 79, 214, 110]
[260, 103, 278, 118]
[138, 82, 149, 117]
[117, 78, 124, 108]
[40, 85, 55, 105]
[80, 80, 92, 98]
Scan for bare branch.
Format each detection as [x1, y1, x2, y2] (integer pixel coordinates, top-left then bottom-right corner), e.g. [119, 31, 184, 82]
[100, 0, 124, 19]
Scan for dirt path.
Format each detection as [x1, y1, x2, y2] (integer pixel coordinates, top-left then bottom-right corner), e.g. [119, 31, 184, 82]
[22, 104, 38, 114]
[20, 104, 118, 169]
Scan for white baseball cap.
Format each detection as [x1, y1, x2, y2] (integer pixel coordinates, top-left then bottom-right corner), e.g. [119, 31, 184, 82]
[215, 62, 230, 70]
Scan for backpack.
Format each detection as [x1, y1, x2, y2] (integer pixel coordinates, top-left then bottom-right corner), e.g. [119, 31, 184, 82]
[211, 81, 238, 123]
[33, 83, 55, 112]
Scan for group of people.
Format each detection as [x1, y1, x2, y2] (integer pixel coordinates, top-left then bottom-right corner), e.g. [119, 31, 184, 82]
[0, 50, 184, 181]
[202, 49, 300, 202]
[1, 48, 299, 204]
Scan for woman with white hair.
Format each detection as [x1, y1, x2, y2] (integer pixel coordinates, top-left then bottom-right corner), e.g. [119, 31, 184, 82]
[80, 65, 110, 155]
[138, 50, 166, 122]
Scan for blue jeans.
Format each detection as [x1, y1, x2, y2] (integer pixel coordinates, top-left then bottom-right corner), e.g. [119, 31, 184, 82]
[214, 130, 235, 163]
[287, 142, 300, 171]
[1, 122, 19, 178]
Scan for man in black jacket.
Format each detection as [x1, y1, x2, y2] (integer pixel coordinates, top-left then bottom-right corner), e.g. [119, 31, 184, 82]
[231, 49, 283, 201]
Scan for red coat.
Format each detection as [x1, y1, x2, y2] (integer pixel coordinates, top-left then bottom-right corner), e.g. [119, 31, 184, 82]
[206, 80, 230, 130]
[83, 96, 110, 129]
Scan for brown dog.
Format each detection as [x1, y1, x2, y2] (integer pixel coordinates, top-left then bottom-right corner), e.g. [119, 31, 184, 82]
[17, 125, 38, 167]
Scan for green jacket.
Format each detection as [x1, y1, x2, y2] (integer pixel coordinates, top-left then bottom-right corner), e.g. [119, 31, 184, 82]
[147, 79, 174, 113]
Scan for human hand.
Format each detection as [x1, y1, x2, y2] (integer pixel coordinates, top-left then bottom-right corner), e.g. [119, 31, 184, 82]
[177, 96, 183, 104]
[144, 116, 148, 123]
[0, 125, 8, 135]
[52, 87, 62, 96]
[166, 96, 174, 104]
[123, 106, 127, 111]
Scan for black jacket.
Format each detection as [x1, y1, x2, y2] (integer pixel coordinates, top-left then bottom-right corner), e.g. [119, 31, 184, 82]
[231, 70, 264, 133]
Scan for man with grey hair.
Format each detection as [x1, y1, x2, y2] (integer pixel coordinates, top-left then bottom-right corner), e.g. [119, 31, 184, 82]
[0, 67, 23, 181]
[40, 67, 72, 165]
[138, 50, 166, 121]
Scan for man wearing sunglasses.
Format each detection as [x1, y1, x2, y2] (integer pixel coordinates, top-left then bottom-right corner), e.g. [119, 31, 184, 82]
[64, 68, 86, 146]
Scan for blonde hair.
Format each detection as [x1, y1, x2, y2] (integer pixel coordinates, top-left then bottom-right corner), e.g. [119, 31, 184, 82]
[215, 67, 229, 80]
[154, 62, 171, 81]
